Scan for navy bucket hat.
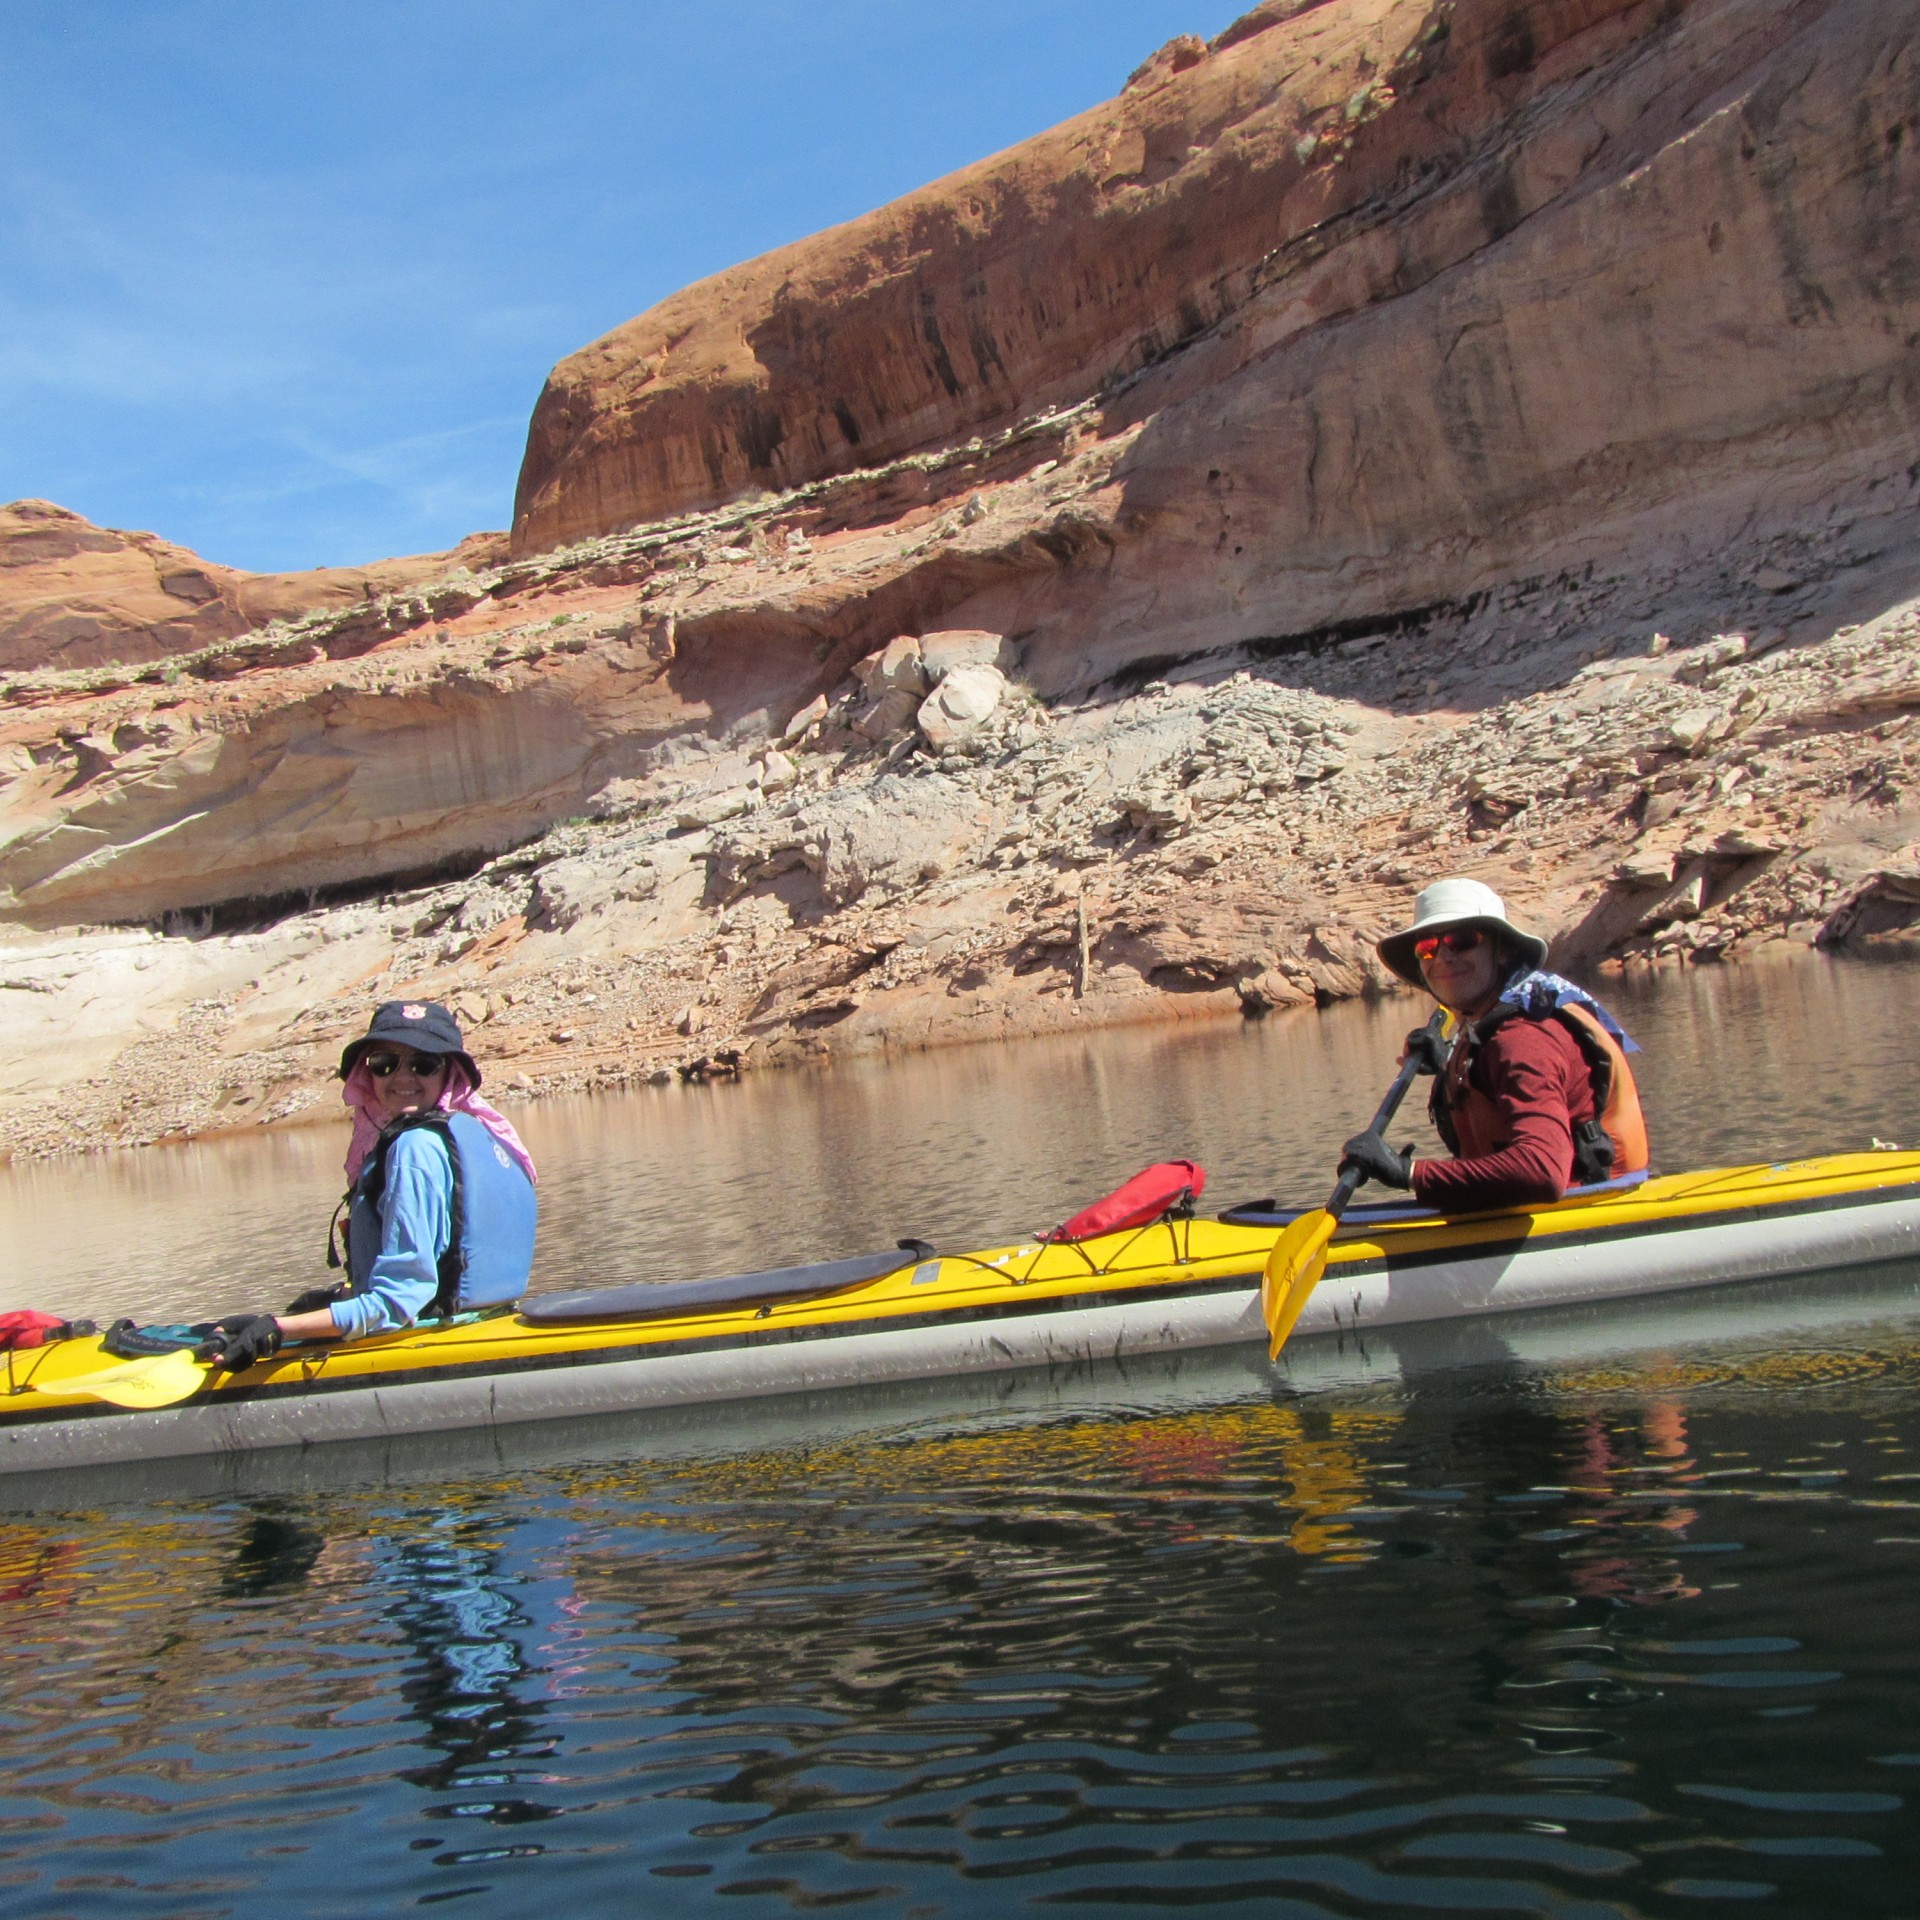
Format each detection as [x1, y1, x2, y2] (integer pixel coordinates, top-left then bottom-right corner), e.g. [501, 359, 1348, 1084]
[338, 1000, 480, 1087]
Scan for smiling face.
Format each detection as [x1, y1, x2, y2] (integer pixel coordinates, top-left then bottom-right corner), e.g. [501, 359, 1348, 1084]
[361, 1048, 451, 1125]
[1415, 925, 1510, 1018]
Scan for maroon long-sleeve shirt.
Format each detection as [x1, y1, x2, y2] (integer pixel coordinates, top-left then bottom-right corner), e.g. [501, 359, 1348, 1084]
[1411, 1016, 1597, 1213]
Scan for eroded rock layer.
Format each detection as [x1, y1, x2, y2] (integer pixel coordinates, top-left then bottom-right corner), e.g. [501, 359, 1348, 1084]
[4, 499, 1918, 1160]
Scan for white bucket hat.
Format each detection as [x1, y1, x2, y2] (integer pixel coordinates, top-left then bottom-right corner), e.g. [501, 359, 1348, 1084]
[1376, 877, 1548, 987]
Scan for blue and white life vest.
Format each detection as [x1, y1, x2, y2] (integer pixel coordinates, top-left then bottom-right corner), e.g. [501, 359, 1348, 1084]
[345, 1111, 537, 1314]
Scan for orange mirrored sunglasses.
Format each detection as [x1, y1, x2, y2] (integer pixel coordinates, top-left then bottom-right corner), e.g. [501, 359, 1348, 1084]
[1413, 926, 1486, 962]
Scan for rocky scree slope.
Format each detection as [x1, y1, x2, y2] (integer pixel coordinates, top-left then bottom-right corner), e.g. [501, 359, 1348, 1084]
[3, 543, 1918, 1162]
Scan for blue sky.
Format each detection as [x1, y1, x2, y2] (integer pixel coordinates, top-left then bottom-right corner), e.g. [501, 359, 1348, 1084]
[3, 2, 1247, 574]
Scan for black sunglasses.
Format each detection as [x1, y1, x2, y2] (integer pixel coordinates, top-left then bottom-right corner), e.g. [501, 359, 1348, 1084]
[363, 1050, 449, 1079]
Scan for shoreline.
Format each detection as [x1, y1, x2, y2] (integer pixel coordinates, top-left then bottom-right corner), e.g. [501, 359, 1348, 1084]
[3, 565, 1916, 1169]
[1, 916, 1908, 1172]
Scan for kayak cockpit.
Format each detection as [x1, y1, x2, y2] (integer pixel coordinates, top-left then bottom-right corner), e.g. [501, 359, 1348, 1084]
[1218, 1170, 1651, 1230]
[519, 1246, 932, 1324]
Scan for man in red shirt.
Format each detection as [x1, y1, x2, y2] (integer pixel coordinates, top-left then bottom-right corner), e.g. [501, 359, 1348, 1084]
[1340, 879, 1649, 1213]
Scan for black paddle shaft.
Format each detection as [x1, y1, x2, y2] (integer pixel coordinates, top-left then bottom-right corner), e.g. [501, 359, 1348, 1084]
[1321, 1010, 1448, 1221]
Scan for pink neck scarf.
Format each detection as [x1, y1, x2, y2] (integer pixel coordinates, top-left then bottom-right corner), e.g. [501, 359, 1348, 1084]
[342, 1059, 539, 1187]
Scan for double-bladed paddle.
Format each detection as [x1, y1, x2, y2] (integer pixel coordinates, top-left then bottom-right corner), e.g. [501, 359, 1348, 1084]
[27, 1347, 212, 1409]
[1261, 1009, 1448, 1360]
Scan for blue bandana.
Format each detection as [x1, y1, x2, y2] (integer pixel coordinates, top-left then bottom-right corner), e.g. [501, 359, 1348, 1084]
[1494, 967, 1639, 1052]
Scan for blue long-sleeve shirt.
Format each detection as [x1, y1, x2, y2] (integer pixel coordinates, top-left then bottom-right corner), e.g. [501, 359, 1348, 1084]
[330, 1128, 454, 1337]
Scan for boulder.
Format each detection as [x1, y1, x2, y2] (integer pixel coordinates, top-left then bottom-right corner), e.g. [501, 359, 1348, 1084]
[1185, 774, 1246, 810]
[708, 771, 1000, 908]
[1668, 708, 1726, 754]
[530, 851, 659, 929]
[854, 687, 923, 742]
[1613, 851, 1677, 888]
[779, 693, 829, 743]
[675, 787, 756, 830]
[814, 774, 999, 907]
[919, 630, 1013, 683]
[918, 665, 1006, 748]
[854, 636, 929, 696]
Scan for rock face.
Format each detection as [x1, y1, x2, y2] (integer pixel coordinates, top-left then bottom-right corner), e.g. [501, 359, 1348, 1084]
[7, 0, 1912, 929]
[514, 0, 1613, 545]
[0, 499, 506, 673]
[513, 0, 1917, 622]
[1054, 0, 1920, 683]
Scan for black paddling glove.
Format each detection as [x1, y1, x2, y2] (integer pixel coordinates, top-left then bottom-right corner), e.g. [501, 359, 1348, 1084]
[199, 1314, 284, 1371]
[1340, 1130, 1415, 1190]
[1403, 1025, 1449, 1076]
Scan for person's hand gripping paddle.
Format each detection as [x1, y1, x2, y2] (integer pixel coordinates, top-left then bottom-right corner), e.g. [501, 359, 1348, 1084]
[1261, 1010, 1448, 1360]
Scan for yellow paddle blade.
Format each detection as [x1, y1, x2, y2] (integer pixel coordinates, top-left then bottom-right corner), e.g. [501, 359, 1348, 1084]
[30, 1348, 210, 1410]
[1261, 1210, 1340, 1361]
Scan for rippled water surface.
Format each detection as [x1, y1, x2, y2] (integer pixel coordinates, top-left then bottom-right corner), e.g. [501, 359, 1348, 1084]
[7, 1338, 1920, 1917]
[2, 951, 1919, 1916]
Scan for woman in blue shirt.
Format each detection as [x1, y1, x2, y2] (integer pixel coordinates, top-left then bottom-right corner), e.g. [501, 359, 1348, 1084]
[201, 1002, 538, 1372]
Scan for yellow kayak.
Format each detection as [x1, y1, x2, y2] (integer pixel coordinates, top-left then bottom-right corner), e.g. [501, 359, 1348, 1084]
[4, 1151, 1917, 1477]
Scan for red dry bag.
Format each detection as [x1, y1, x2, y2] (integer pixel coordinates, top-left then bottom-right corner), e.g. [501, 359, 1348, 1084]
[1043, 1160, 1207, 1243]
[0, 1311, 72, 1351]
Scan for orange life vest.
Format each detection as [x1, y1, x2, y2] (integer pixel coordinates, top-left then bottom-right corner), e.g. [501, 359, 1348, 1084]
[1437, 1000, 1650, 1185]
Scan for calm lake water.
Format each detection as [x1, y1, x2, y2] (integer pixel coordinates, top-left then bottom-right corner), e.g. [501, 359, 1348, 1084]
[1, 951, 1918, 1917]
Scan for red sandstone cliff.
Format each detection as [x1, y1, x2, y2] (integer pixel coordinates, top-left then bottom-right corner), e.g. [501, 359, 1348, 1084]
[507, 0, 1919, 701]
[0, 499, 506, 674]
[513, 0, 1867, 554]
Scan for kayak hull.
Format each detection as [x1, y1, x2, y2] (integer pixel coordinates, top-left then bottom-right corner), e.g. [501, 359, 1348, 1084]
[5, 1154, 1919, 1476]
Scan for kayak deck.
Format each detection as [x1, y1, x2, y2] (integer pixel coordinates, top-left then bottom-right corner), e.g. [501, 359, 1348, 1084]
[523, 1247, 930, 1323]
[7, 1150, 1918, 1400]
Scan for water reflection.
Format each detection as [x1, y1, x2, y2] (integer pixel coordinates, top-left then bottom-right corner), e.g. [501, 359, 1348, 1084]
[7, 1334, 1918, 1910]
[218, 1507, 324, 1599]
[1, 1309, 1918, 1909]
[384, 1525, 563, 1838]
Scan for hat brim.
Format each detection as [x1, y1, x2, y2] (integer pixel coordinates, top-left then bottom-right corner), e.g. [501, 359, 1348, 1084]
[1377, 918, 1549, 988]
[338, 1035, 482, 1087]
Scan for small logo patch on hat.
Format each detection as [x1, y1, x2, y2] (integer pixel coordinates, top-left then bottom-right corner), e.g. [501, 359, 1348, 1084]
[402, 1004, 427, 1021]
